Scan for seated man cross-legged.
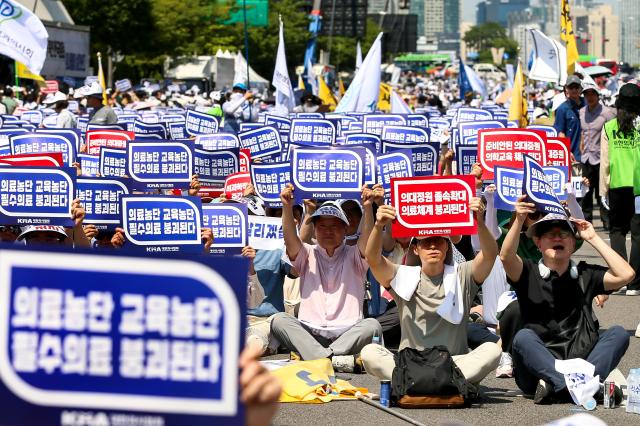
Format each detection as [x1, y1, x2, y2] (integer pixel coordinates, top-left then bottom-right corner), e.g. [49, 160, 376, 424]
[361, 199, 501, 386]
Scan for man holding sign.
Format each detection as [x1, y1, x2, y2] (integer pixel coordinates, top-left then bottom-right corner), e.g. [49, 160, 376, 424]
[360, 198, 501, 387]
[270, 184, 381, 372]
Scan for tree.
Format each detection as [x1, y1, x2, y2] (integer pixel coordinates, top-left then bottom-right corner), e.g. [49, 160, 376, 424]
[463, 22, 519, 64]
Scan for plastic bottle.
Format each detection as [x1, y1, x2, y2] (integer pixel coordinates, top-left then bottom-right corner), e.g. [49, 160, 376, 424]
[627, 369, 640, 414]
[372, 329, 381, 345]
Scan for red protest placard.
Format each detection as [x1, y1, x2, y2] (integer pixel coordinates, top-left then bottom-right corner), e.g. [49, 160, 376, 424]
[546, 136, 571, 179]
[0, 152, 64, 167]
[391, 175, 477, 238]
[42, 80, 59, 94]
[240, 148, 251, 173]
[86, 130, 135, 155]
[224, 172, 251, 200]
[198, 186, 225, 200]
[478, 129, 547, 180]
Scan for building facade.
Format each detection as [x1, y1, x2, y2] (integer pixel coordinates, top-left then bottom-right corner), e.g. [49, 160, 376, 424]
[573, 4, 619, 60]
[476, 0, 530, 27]
[620, 0, 640, 64]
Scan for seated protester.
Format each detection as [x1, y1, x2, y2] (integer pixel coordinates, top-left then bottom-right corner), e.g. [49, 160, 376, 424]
[500, 199, 634, 405]
[339, 199, 363, 246]
[361, 200, 502, 386]
[271, 184, 382, 372]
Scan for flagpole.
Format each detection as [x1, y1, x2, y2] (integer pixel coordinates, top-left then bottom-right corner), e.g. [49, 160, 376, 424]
[242, 0, 251, 121]
[14, 61, 19, 101]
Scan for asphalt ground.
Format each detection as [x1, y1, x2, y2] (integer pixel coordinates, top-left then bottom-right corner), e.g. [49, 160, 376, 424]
[269, 217, 640, 426]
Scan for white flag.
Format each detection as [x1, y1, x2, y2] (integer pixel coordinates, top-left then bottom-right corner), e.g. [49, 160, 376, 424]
[0, 0, 48, 75]
[529, 29, 568, 85]
[306, 58, 318, 96]
[355, 41, 363, 71]
[335, 32, 383, 113]
[234, 52, 247, 86]
[272, 17, 295, 116]
[391, 90, 412, 114]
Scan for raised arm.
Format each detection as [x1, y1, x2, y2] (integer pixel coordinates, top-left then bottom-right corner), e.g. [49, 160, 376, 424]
[298, 199, 317, 244]
[470, 197, 498, 284]
[356, 184, 377, 258]
[572, 219, 635, 291]
[365, 204, 399, 288]
[499, 195, 536, 282]
[280, 184, 303, 261]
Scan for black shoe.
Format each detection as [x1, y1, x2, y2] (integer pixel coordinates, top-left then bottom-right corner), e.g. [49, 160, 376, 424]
[595, 383, 623, 406]
[534, 380, 554, 405]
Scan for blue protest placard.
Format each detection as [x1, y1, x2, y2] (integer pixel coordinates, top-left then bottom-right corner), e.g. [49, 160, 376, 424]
[122, 195, 203, 253]
[194, 148, 239, 185]
[36, 128, 82, 152]
[492, 111, 508, 120]
[76, 177, 131, 230]
[239, 122, 261, 132]
[168, 121, 187, 140]
[10, 133, 76, 167]
[456, 120, 506, 150]
[296, 112, 324, 118]
[381, 125, 430, 144]
[343, 133, 381, 153]
[162, 114, 186, 125]
[456, 107, 493, 123]
[0, 128, 28, 145]
[0, 244, 245, 425]
[186, 110, 219, 136]
[238, 126, 282, 159]
[0, 145, 10, 156]
[250, 162, 291, 207]
[522, 155, 566, 215]
[196, 133, 240, 150]
[383, 142, 440, 177]
[455, 145, 478, 176]
[265, 115, 291, 145]
[21, 110, 43, 125]
[407, 114, 429, 128]
[202, 204, 248, 255]
[376, 150, 414, 197]
[494, 166, 524, 211]
[289, 119, 336, 145]
[347, 122, 363, 132]
[100, 148, 127, 178]
[428, 117, 450, 139]
[342, 143, 377, 186]
[291, 146, 365, 201]
[543, 166, 569, 201]
[363, 114, 407, 136]
[78, 154, 100, 177]
[527, 125, 558, 137]
[115, 78, 132, 91]
[0, 167, 75, 226]
[132, 120, 167, 139]
[127, 142, 194, 190]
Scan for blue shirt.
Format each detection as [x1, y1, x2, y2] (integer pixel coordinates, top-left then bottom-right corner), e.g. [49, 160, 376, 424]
[247, 248, 290, 316]
[553, 97, 585, 162]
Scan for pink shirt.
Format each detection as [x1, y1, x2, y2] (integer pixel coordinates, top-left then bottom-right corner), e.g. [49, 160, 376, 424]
[293, 242, 368, 330]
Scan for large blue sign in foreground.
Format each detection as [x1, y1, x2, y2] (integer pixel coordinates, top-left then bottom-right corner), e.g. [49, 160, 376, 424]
[0, 245, 245, 425]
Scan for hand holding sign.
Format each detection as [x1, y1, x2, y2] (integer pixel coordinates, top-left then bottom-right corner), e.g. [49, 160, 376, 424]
[71, 198, 85, 227]
[201, 227, 214, 252]
[514, 195, 537, 222]
[375, 204, 397, 228]
[280, 183, 295, 208]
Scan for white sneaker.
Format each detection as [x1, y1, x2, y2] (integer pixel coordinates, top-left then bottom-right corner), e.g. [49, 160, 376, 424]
[332, 355, 356, 373]
[635, 323, 640, 338]
[626, 289, 640, 296]
[496, 352, 514, 378]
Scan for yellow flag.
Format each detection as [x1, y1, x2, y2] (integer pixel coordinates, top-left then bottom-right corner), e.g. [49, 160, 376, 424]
[318, 76, 337, 111]
[16, 61, 45, 82]
[97, 52, 108, 105]
[297, 74, 305, 91]
[338, 77, 346, 97]
[560, 0, 579, 75]
[377, 83, 391, 112]
[508, 61, 529, 128]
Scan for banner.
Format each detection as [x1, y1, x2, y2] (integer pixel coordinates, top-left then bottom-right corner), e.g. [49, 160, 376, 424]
[77, 153, 100, 177]
[99, 148, 127, 178]
[126, 142, 193, 191]
[382, 142, 440, 177]
[238, 127, 282, 159]
[376, 150, 413, 197]
[196, 133, 240, 150]
[291, 147, 365, 201]
[289, 119, 335, 146]
[185, 110, 219, 136]
[455, 145, 478, 176]
[522, 155, 566, 215]
[0, 167, 75, 226]
[10, 134, 76, 167]
[248, 215, 284, 250]
[122, 195, 203, 253]
[251, 162, 291, 207]
[86, 130, 134, 155]
[194, 148, 239, 185]
[363, 114, 406, 137]
[224, 172, 251, 200]
[202, 204, 248, 255]
[132, 120, 167, 139]
[381, 125, 429, 144]
[391, 175, 477, 238]
[478, 129, 547, 180]
[0, 244, 245, 424]
[76, 177, 131, 230]
[0, 152, 63, 167]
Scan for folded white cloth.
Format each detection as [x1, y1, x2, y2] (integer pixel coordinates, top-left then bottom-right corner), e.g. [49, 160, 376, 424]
[555, 358, 601, 407]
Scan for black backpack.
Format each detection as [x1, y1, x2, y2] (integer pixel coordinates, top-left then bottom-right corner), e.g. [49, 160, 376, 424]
[391, 346, 477, 408]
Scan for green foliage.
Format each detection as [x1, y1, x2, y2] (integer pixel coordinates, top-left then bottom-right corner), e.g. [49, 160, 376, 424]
[463, 22, 519, 64]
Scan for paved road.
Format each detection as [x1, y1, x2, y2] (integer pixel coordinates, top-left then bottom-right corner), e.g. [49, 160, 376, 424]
[271, 222, 640, 426]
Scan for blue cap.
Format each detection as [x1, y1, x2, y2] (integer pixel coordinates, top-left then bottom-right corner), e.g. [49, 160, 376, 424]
[233, 83, 247, 91]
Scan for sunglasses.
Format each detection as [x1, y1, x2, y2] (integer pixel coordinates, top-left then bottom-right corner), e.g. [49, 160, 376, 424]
[541, 230, 573, 239]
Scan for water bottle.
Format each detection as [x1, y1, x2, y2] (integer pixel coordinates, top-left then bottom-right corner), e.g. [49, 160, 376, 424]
[627, 368, 640, 414]
[372, 329, 381, 346]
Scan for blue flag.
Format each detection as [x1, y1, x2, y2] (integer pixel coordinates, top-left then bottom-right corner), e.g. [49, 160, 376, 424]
[458, 58, 473, 100]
